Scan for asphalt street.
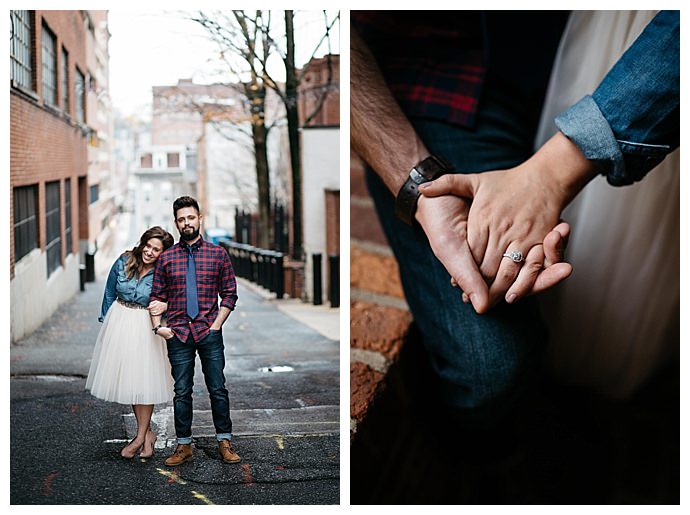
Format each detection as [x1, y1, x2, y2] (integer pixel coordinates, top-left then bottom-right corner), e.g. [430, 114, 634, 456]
[10, 270, 340, 505]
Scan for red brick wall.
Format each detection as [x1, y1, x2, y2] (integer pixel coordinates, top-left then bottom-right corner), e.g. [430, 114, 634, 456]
[10, 11, 89, 277]
[298, 55, 340, 127]
[350, 151, 412, 439]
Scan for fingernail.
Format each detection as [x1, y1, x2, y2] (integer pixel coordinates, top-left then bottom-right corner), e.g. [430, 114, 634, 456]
[418, 183, 429, 190]
[462, 293, 469, 303]
[506, 294, 517, 304]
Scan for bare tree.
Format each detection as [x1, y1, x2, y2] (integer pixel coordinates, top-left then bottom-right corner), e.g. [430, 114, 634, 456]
[189, 10, 339, 254]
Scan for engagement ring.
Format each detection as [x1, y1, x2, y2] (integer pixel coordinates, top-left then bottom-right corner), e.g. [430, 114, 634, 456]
[502, 250, 524, 263]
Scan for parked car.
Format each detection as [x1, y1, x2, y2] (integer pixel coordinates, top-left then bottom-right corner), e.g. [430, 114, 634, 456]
[205, 227, 233, 245]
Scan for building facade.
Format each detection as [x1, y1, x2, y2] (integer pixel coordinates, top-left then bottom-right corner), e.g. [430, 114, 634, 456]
[297, 54, 340, 304]
[85, 11, 117, 260]
[10, 10, 108, 342]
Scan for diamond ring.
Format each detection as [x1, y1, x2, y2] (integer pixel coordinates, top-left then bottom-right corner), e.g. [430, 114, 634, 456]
[502, 250, 524, 263]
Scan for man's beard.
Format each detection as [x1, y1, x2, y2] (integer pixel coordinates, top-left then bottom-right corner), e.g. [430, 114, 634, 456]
[180, 226, 200, 241]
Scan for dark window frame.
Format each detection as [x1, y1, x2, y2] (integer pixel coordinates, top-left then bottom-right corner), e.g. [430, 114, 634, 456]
[10, 10, 34, 92]
[13, 185, 39, 263]
[75, 67, 86, 123]
[45, 181, 62, 276]
[64, 178, 72, 256]
[61, 46, 69, 114]
[89, 184, 99, 205]
[41, 21, 58, 107]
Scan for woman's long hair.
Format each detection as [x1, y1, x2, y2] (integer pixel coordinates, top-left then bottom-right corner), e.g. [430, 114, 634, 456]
[123, 226, 174, 279]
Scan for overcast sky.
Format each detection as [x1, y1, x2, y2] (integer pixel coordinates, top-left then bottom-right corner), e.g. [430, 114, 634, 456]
[108, 10, 340, 118]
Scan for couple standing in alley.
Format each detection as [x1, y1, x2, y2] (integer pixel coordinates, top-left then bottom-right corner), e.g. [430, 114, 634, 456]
[85, 195, 242, 466]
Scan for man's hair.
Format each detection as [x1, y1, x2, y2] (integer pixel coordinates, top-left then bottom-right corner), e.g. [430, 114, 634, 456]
[173, 196, 200, 218]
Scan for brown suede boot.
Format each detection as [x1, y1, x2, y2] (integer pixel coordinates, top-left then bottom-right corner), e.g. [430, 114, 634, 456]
[164, 444, 193, 466]
[218, 440, 241, 463]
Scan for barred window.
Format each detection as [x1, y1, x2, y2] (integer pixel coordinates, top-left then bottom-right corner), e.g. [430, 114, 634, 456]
[75, 67, 85, 123]
[42, 23, 57, 107]
[64, 178, 72, 255]
[61, 47, 69, 113]
[10, 10, 34, 91]
[46, 181, 62, 276]
[13, 185, 39, 262]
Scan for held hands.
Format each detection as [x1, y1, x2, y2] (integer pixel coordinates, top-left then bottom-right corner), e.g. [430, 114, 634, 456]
[415, 194, 571, 314]
[156, 326, 175, 340]
[413, 133, 596, 314]
[148, 300, 168, 316]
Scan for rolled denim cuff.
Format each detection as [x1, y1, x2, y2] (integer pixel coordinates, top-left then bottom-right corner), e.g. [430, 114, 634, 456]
[176, 436, 193, 445]
[554, 95, 624, 183]
[216, 433, 233, 442]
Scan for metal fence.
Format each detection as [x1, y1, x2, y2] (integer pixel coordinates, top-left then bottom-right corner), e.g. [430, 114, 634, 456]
[219, 239, 284, 298]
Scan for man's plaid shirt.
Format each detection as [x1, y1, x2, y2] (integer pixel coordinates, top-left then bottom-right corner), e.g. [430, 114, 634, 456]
[151, 236, 237, 343]
[352, 11, 486, 128]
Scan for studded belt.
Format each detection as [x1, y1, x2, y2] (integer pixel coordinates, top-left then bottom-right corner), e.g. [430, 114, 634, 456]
[116, 298, 147, 310]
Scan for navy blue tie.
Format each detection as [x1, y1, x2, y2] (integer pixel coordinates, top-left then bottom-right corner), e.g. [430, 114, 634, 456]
[186, 246, 199, 320]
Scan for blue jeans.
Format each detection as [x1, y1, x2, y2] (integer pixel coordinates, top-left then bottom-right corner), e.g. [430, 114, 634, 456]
[166, 329, 233, 444]
[366, 75, 548, 411]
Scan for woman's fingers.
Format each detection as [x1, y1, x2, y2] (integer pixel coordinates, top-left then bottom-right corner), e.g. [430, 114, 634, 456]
[504, 245, 545, 304]
[543, 221, 571, 268]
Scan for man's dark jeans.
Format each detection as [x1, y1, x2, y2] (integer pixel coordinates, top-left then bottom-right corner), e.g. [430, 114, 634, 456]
[166, 329, 233, 443]
[365, 74, 549, 413]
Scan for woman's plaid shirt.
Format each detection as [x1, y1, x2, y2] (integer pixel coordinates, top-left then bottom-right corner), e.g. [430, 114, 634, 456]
[151, 237, 237, 343]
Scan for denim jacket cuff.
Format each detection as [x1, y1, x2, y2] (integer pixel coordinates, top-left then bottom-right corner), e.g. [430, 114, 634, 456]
[554, 95, 627, 185]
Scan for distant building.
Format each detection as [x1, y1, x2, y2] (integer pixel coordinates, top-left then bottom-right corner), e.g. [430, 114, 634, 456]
[132, 79, 287, 239]
[298, 54, 340, 305]
[85, 11, 117, 259]
[10, 10, 109, 342]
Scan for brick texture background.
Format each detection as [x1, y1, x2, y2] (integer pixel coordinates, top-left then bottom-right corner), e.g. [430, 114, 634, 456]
[350, 152, 411, 439]
[10, 11, 89, 277]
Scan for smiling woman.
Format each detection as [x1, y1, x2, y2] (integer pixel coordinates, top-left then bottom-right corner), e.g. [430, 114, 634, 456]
[85, 226, 174, 461]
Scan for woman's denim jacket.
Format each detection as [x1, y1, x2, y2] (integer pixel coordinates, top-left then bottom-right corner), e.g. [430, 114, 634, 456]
[99, 253, 155, 322]
[555, 10, 679, 186]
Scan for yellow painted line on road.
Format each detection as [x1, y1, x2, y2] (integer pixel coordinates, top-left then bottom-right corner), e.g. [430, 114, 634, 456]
[157, 468, 216, 505]
[156, 468, 187, 485]
[275, 436, 284, 450]
[191, 490, 215, 505]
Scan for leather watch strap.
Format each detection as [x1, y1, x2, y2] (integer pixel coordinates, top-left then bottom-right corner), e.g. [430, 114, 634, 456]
[395, 155, 452, 226]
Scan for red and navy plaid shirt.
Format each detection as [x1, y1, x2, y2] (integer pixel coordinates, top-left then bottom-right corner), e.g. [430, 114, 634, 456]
[352, 11, 486, 128]
[352, 12, 570, 129]
[151, 236, 237, 343]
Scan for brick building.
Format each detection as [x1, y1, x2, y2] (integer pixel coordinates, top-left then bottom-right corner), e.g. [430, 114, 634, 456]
[10, 10, 108, 342]
[297, 54, 340, 305]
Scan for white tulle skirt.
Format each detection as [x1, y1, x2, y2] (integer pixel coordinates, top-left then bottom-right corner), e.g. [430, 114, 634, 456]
[86, 299, 173, 405]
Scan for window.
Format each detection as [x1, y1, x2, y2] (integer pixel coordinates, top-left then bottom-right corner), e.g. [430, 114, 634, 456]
[140, 154, 153, 168]
[10, 10, 34, 91]
[89, 184, 99, 204]
[61, 47, 69, 113]
[64, 179, 72, 255]
[13, 185, 38, 262]
[167, 153, 180, 168]
[42, 23, 57, 106]
[45, 181, 62, 276]
[75, 67, 85, 123]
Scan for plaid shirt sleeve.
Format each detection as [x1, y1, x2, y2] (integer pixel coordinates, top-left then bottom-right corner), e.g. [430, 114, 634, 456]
[218, 249, 238, 311]
[150, 253, 169, 302]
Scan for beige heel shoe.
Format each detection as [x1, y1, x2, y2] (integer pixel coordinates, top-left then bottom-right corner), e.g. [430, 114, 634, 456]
[139, 431, 157, 461]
